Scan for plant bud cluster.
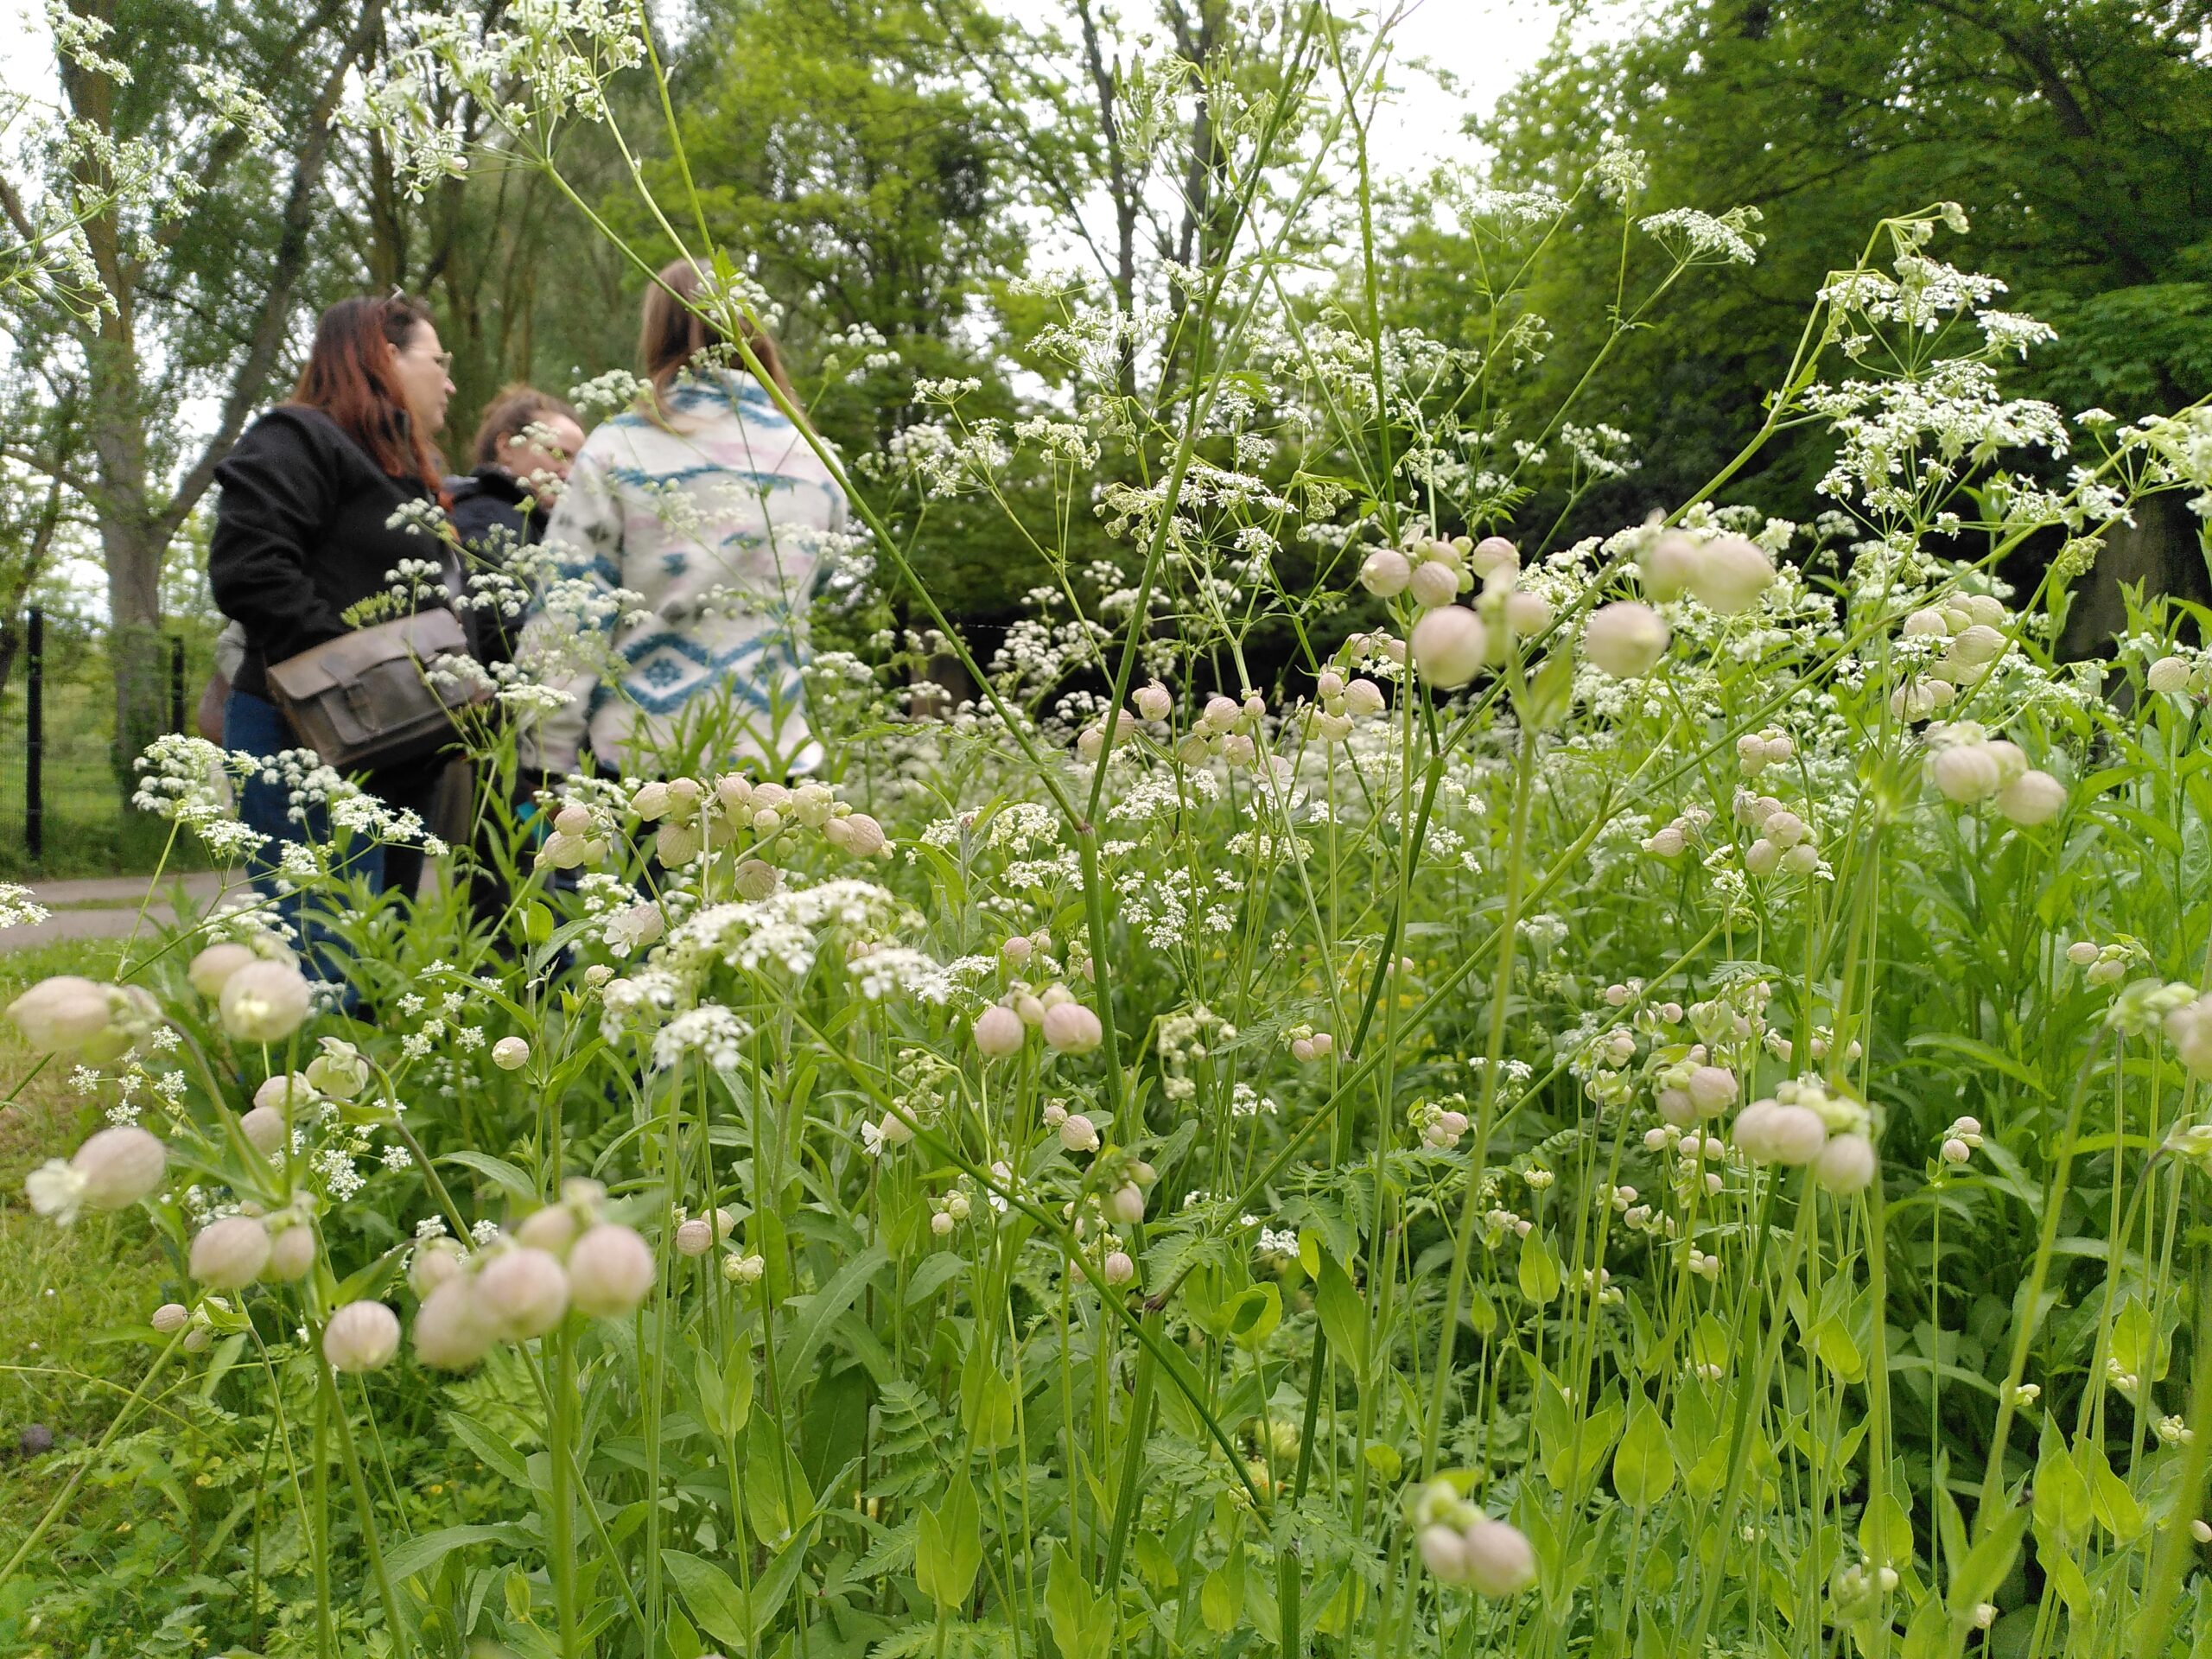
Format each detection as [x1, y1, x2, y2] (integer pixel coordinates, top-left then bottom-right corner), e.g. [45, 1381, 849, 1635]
[1891, 594, 2012, 721]
[1170, 690, 1272, 770]
[1410, 1479, 1538, 1597]
[1922, 722, 2066, 824]
[1734, 727, 1795, 778]
[2064, 938, 2133, 987]
[1936, 1115, 1983, 1166]
[405, 1179, 656, 1370]
[8, 974, 167, 1063]
[974, 982, 1103, 1058]
[1732, 1077, 1877, 1192]
[544, 774, 888, 874]
[1640, 804, 1712, 860]
[1639, 529, 1777, 615]
[1304, 666, 1389, 743]
[1735, 789, 1823, 877]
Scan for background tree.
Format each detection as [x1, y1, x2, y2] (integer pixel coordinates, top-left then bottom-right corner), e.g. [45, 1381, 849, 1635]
[16, 0, 386, 780]
[1382, 0, 2212, 564]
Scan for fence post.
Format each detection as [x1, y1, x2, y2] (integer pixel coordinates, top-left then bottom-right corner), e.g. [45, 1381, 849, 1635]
[24, 605, 42, 861]
[169, 634, 185, 734]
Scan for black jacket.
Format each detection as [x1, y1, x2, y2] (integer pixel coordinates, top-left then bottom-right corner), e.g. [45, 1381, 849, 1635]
[209, 404, 449, 699]
[445, 465, 550, 667]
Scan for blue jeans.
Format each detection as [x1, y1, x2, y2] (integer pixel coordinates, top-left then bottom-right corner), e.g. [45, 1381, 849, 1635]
[225, 690, 406, 990]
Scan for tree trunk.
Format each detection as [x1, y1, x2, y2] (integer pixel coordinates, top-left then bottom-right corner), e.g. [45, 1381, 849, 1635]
[101, 514, 169, 780]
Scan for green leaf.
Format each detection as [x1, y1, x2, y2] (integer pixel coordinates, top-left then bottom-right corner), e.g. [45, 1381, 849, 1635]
[914, 1468, 982, 1610]
[444, 1410, 531, 1488]
[776, 1241, 888, 1397]
[1947, 1505, 2031, 1618]
[1313, 1250, 1367, 1375]
[440, 1149, 538, 1202]
[1810, 1317, 1865, 1382]
[1225, 1283, 1281, 1350]
[905, 1251, 966, 1304]
[1518, 1232, 1561, 1305]
[743, 1411, 795, 1544]
[384, 1522, 531, 1585]
[959, 1343, 1016, 1450]
[1200, 1546, 1246, 1634]
[1903, 1032, 2050, 1096]
[2031, 1428, 2093, 1540]
[1520, 644, 1577, 731]
[1046, 1542, 1116, 1659]
[664, 1550, 752, 1648]
[2111, 1294, 2164, 1382]
[2083, 1441, 2145, 1541]
[1612, 1399, 1675, 1510]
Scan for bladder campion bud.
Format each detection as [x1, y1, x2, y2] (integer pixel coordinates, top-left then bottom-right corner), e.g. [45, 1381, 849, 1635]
[190, 1216, 271, 1288]
[220, 960, 315, 1044]
[1687, 533, 1774, 615]
[568, 1224, 656, 1319]
[974, 1005, 1027, 1058]
[1410, 606, 1488, 690]
[1408, 560, 1459, 609]
[1814, 1133, 1877, 1194]
[1643, 531, 1701, 599]
[323, 1301, 401, 1373]
[1468, 536, 1519, 579]
[1359, 549, 1411, 596]
[1996, 770, 2065, 825]
[1583, 602, 1669, 678]
[475, 1247, 571, 1338]
[1042, 1002, 1103, 1055]
[187, 944, 257, 1000]
[413, 1278, 495, 1370]
[2148, 656, 2193, 695]
[1461, 1518, 1538, 1597]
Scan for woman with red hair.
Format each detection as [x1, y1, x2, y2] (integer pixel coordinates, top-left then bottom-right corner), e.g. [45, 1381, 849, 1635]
[209, 292, 458, 969]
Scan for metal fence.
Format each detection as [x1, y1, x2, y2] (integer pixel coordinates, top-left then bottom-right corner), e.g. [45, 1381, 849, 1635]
[0, 608, 194, 874]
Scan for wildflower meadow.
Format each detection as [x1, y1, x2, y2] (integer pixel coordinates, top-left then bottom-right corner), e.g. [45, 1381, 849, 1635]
[10, 5, 2212, 1658]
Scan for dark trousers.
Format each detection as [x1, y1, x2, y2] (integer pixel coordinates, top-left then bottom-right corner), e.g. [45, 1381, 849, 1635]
[223, 689, 442, 986]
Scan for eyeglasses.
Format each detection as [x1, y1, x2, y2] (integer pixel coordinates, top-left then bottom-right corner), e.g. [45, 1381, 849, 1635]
[410, 344, 454, 372]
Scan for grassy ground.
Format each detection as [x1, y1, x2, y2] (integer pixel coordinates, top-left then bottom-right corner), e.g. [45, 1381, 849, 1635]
[0, 939, 174, 1591]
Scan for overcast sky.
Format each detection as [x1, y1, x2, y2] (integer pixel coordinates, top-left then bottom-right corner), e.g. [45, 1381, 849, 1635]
[0, 0, 1584, 175]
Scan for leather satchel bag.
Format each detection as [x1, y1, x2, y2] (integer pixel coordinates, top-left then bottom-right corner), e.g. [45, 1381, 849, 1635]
[264, 607, 485, 772]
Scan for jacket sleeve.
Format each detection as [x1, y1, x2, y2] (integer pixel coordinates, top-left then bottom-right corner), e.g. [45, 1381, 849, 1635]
[208, 414, 346, 667]
[517, 447, 623, 774]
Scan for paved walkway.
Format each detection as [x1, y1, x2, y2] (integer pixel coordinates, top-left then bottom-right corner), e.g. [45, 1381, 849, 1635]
[0, 870, 251, 949]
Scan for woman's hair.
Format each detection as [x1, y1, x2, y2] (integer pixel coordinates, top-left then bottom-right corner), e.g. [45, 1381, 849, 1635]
[291, 294, 445, 496]
[639, 258, 798, 412]
[471, 384, 582, 468]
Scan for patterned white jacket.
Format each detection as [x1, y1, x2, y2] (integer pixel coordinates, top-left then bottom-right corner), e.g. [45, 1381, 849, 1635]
[519, 370, 848, 777]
